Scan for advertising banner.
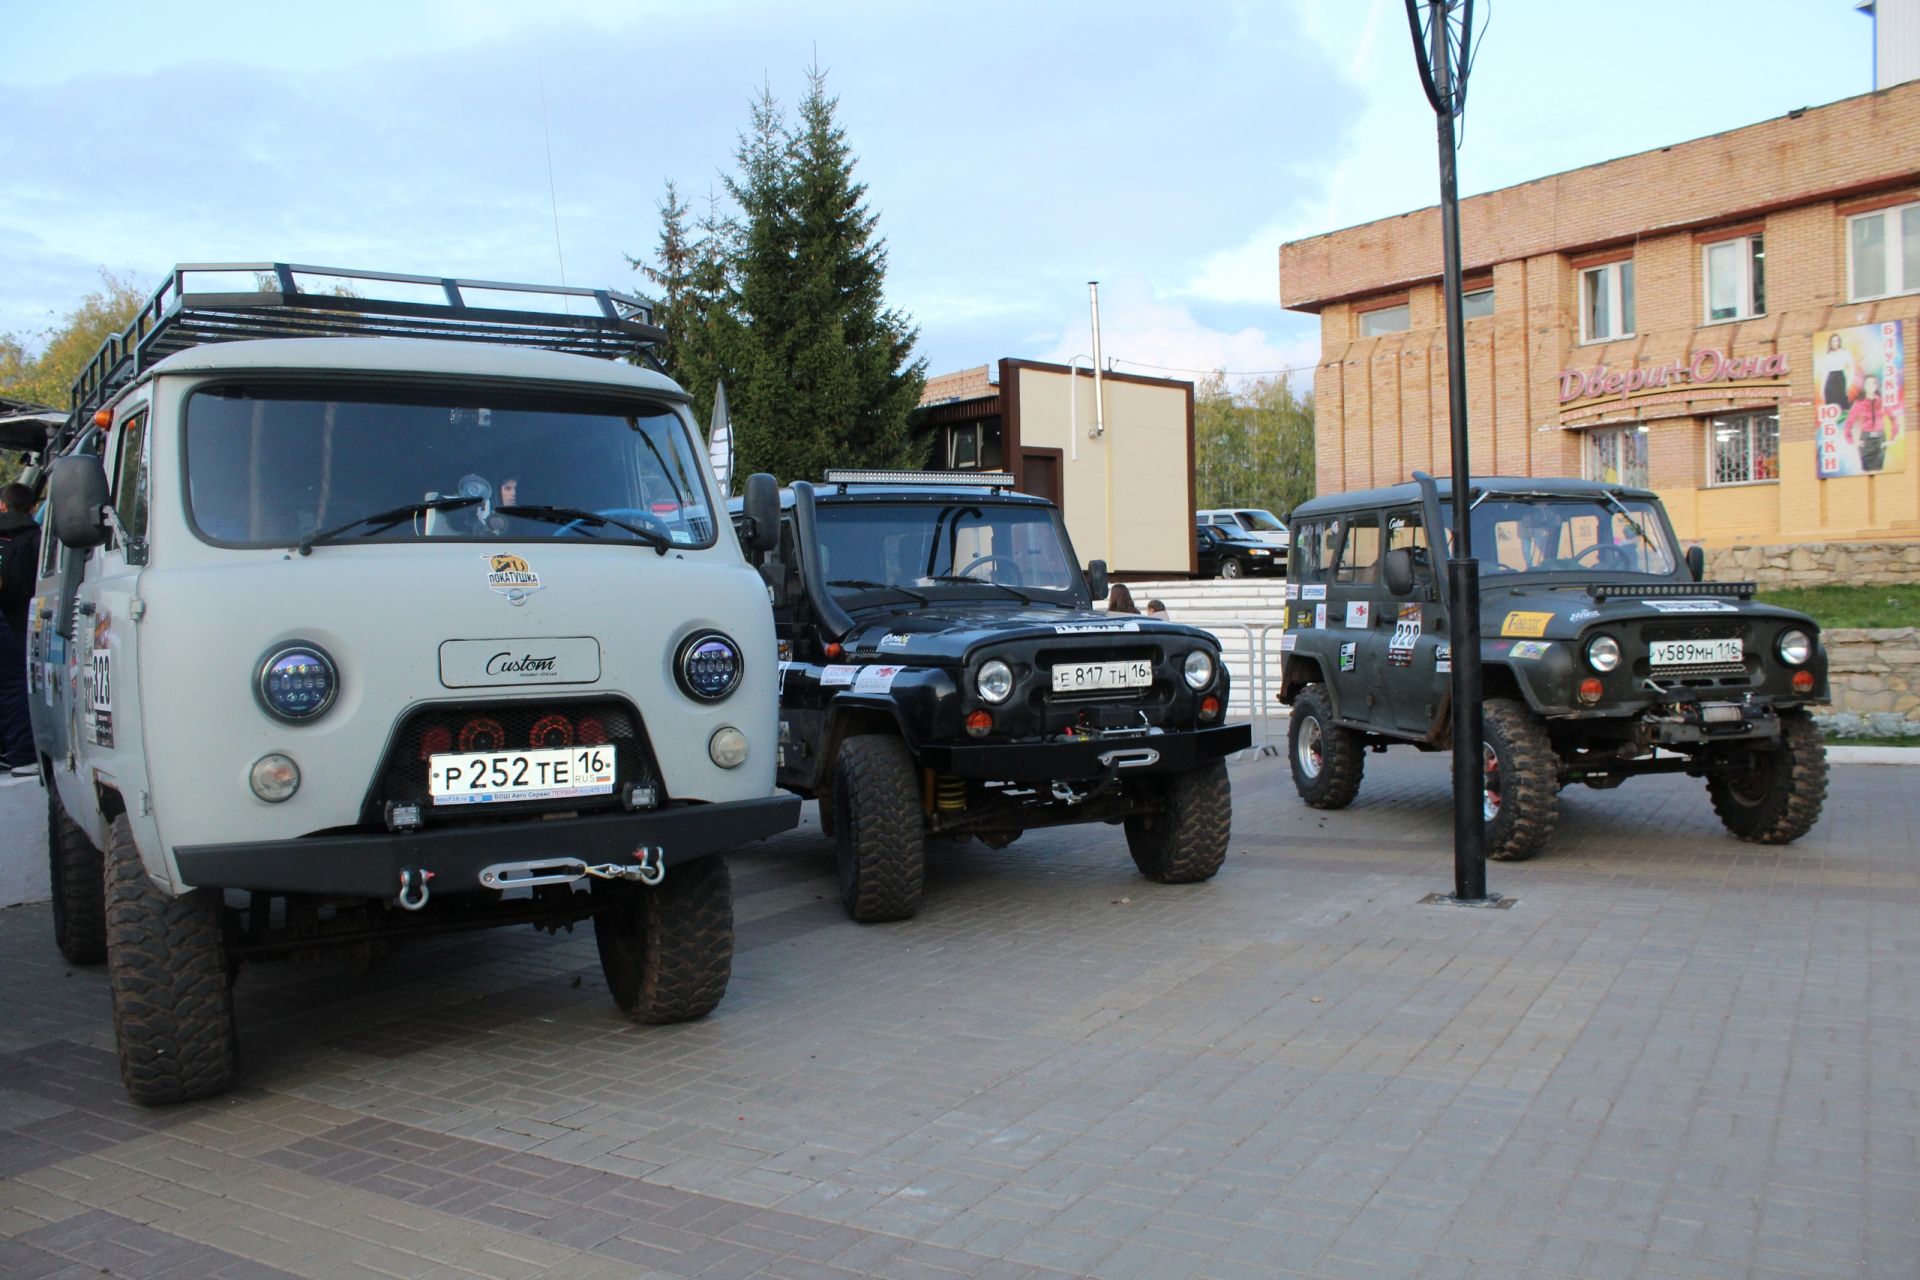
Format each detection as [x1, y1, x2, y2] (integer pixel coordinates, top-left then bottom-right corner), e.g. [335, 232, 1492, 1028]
[1816, 320, 1905, 478]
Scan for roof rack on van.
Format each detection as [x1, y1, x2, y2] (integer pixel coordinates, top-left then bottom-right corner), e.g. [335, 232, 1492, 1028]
[66, 262, 667, 434]
[822, 469, 1017, 493]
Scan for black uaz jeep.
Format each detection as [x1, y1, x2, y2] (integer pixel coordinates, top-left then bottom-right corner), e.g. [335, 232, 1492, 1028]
[733, 470, 1250, 921]
[1279, 475, 1829, 860]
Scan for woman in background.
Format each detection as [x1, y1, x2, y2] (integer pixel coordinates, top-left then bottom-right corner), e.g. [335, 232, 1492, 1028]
[1106, 583, 1140, 614]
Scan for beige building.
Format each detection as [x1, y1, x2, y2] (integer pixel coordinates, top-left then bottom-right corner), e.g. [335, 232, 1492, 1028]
[1281, 83, 1920, 556]
[920, 360, 1196, 577]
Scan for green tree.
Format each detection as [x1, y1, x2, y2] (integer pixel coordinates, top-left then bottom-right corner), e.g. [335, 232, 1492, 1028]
[640, 66, 927, 485]
[0, 271, 146, 411]
[1194, 371, 1315, 517]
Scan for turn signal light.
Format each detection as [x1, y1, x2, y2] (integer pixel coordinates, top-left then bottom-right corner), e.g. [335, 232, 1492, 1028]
[1792, 670, 1816, 693]
[1200, 695, 1222, 721]
[965, 709, 993, 738]
[825, 642, 843, 659]
[1577, 677, 1604, 704]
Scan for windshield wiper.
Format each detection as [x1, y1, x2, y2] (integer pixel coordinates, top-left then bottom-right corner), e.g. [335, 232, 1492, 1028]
[928, 574, 1034, 605]
[296, 495, 480, 556]
[496, 504, 673, 555]
[1600, 489, 1657, 553]
[829, 578, 929, 605]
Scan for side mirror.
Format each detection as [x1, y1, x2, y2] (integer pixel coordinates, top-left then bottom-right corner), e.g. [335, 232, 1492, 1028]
[1685, 544, 1705, 582]
[1381, 547, 1415, 597]
[1085, 559, 1109, 601]
[49, 454, 111, 550]
[742, 472, 779, 553]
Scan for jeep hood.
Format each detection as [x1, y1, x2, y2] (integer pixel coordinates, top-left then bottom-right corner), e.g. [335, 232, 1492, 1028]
[1479, 583, 1816, 641]
[838, 603, 1204, 665]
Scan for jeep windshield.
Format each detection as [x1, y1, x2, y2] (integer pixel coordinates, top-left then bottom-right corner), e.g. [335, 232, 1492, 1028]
[1440, 495, 1678, 577]
[814, 501, 1083, 604]
[184, 384, 716, 550]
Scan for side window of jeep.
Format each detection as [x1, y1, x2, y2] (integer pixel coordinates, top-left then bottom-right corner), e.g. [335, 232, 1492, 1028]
[1335, 514, 1381, 584]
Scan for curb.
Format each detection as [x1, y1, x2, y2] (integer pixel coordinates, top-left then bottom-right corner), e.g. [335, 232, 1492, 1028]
[1825, 744, 1920, 766]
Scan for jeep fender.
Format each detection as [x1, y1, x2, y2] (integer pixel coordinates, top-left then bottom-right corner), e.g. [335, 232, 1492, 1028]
[815, 696, 916, 791]
[1281, 654, 1329, 710]
[1483, 644, 1576, 715]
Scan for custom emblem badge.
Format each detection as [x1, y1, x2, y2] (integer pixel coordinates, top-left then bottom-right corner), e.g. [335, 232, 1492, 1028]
[485, 553, 544, 605]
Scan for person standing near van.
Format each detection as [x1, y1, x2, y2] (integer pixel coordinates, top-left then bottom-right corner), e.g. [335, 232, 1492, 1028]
[0, 482, 42, 773]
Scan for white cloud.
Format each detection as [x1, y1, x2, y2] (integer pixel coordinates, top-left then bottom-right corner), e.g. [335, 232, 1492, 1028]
[1031, 278, 1320, 393]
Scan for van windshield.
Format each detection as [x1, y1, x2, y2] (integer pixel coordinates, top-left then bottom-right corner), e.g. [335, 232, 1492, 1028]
[184, 384, 716, 549]
[1236, 510, 1286, 532]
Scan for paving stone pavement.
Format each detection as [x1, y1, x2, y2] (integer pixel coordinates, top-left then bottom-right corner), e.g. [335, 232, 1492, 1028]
[1, 751, 1915, 1280]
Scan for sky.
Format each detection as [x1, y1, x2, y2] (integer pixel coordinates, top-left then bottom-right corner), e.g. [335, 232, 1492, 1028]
[0, 0, 1878, 396]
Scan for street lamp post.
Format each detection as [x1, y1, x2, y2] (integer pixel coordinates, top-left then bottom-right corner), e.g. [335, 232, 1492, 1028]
[1405, 0, 1494, 905]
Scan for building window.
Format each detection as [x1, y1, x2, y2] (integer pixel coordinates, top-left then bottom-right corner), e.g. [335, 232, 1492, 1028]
[1708, 410, 1779, 486]
[1462, 287, 1494, 319]
[1848, 201, 1920, 300]
[1580, 260, 1635, 343]
[1585, 424, 1649, 488]
[1703, 234, 1765, 322]
[1358, 304, 1410, 337]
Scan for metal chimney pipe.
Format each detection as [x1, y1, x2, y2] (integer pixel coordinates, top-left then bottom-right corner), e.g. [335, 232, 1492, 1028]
[1087, 282, 1106, 438]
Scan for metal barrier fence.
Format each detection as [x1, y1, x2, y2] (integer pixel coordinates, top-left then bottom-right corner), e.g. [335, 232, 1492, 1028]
[1189, 619, 1289, 758]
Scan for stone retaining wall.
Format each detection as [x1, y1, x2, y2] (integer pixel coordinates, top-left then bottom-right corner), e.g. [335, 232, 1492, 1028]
[1819, 626, 1920, 738]
[1707, 541, 1920, 588]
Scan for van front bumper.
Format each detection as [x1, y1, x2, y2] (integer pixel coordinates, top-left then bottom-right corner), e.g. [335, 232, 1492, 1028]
[173, 795, 801, 898]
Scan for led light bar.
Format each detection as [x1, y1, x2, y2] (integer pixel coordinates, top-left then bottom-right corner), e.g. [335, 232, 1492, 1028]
[823, 469, 1017, 489]
[1587, 581, 1756, 601]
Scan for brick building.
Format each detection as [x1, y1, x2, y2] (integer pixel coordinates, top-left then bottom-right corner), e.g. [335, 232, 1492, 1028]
[1280, 83, 1920, 562]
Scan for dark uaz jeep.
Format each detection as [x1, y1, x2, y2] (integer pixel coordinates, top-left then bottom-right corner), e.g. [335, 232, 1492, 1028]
[734, 470, 1250, 921]
[1279, 475, 1829, 860]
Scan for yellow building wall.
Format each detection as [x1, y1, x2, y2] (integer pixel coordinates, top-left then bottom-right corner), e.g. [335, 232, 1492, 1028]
[1013, 366, 1193, 576]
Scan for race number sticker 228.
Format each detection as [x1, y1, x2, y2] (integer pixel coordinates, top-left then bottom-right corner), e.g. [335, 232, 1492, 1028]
[1389, 604, 1420, 667]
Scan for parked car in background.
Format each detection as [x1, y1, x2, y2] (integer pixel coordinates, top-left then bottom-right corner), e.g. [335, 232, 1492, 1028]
[1197, 507, 1290, 561]
[1195, 523, 1281, 579]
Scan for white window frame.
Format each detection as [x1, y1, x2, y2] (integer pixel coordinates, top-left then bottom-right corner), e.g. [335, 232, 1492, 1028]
[1706, 410, 1780, 488]
[1583, 424, 1649, 488]
[1847, 200, 1920, 301]
[1579, 260, 1635, 344]
[1358, 303, 1410, 337]
[1702, 234, 1764, 323]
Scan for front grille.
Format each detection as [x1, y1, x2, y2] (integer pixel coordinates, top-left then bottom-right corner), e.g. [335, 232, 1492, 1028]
[364, 696, 659, 825]
[1643, 622, 1745, 643]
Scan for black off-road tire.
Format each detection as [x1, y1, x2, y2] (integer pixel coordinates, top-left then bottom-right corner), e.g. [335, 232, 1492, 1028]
[103, 814, 238, 1106]
[48, 786, 106, 965]
[832, 734, 925, 922]
[594, 853, 733, 1024]
[1218, 557, 1243, 580]
[1707, 710, 1829, 844]
[1125, 760, 1231, 883]
[1482, 698, 1559, 862]
[1289, 683, 1364, 809]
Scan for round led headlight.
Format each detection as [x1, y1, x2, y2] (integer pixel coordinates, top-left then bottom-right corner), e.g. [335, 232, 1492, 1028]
[1585, 634, 1622, 674]
[249, 753, 300, 803]
[977, 659, 1014, 704]
[256, 644, 339, 723]
[708, 726, 748, 769]
[1777, 628, 1812, 667]
[1183, 648, 1215, 690]
[677, 631, 743, 701]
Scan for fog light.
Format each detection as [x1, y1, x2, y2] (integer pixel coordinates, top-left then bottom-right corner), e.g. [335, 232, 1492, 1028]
[708, 726, 748, 768]
[1200, 695, 1222, 721]
[965, 709, 993, 737]
[1792, 670, 1816, 693]
[250, 753, 300, 803]
[1577, 677, 1604, 705]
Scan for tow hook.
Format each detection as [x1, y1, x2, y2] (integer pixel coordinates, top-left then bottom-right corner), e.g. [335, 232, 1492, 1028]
[397, 867, 434, 911]
[477, 847, 669, 892]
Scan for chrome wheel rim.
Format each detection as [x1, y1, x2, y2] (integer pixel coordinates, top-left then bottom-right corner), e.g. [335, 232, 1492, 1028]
[1297, 717, 1325, 779]
[1482, 742, 1502, 821]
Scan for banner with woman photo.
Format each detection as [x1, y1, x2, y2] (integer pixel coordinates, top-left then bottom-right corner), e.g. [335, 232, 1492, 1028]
[1815, 319, 1905, 478]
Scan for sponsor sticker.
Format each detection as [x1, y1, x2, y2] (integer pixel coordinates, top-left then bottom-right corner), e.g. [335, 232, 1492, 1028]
[1286, 582, 1301, 600]
[854, 664, 906, 693]
[1345, 601, 1372, 629]
[820, 664, 858, 687]
[1640, 598, 1738, 613]
[878, 633, 912, 651]
[1315, 603, 1327, 629]
[1510, 640, 1553, 659]
[1057, 622, 1141, 634]
[1436, 643, 1452, 674]
[1502, 610, 1554, 637]
[1339, 641, 1356, 673]
[1570, 608, 1601, 622]
[485, 553, 545, 602]
[1279, 632, 1298, 652]
[1301, 584, 1327, 601]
